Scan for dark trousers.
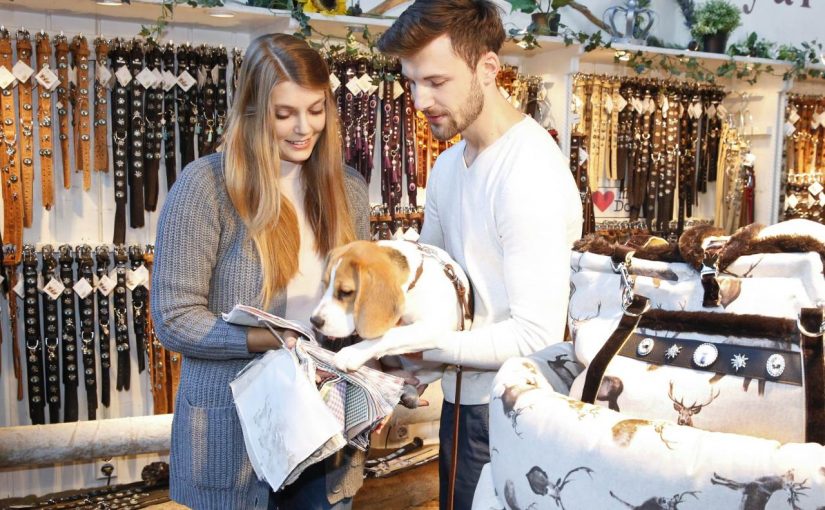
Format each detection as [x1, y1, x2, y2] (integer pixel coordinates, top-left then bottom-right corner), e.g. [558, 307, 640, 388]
[269, 462, 353, 510]
[439, 401, 491, 510]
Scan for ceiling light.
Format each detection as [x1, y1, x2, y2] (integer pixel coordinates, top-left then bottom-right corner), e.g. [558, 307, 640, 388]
[96, 0, 124, 6]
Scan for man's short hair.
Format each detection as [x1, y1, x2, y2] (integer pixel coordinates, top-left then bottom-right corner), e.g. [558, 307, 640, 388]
[376, 0, 506, 69]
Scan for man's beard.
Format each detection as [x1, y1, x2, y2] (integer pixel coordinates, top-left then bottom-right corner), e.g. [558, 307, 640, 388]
[428, 76, 484, 141]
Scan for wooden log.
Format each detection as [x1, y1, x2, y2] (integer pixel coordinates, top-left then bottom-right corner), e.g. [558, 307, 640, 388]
[0, 414, 172, 468]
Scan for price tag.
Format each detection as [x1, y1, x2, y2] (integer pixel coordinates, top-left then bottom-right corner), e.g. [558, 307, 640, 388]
[784, 121, 796, 137]
[13, 277, 24, 299]
[788, 108, 800, 124]
[604, 94, 614, 114]
[392, 81, 404, 100]
[329, 73, 341, 94]
[96, 274, 116, 296]
[35, 66, 60, 91]
[115, 65, 133, 88]
[357, 74, 373, 94]
[578, 148, 589, 165]
[136, 67, 156, 89]
[0, 66, 17, 89]
[615, 94, 628, 113]
[211, 64, 220, 85]
[808, 181, 823, 197]
[74, 277, 93, 299]
[345, 77, 362, 96]
[43, 277, 66, 300]
[162, 70, 177, 91]
[68, 66, 77, 86]
[152, 68, 164, 89]
[96, 64, 113, 87]
[177, 70, 196, 92]
[12, 61, 34, 83]
[125, 265, 149, 291]
[786, 193, 799, 209]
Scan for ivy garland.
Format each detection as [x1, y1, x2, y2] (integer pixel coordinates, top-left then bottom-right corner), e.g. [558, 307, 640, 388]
[141, 0, 823, 86]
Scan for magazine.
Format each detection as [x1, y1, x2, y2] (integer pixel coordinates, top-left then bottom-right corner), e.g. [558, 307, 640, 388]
[225, 304, 404, 490]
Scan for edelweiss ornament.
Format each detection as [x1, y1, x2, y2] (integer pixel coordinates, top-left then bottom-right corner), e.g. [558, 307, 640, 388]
[730, 353, 748, 372]
[664, 344, 682, 360]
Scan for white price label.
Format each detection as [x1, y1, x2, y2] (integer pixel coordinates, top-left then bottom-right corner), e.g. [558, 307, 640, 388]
[784, 121, 796, 137]
[96, 274, 116, 296]
[0, 66, 17, 89]
[68, 66, 77, 86]
[13, 278, 24, 299]
[604, 94, 614, 114]
[43, 277, 65, 300]
[162, 70, 177, 91]
[786, 193, 799, 209]
[211, 64, 219, 85]
[115, 65, 132, 88]
[809, 181, 824, 197]
[788, 108, 800, 124]
[125, 265, 149, 291]
[152, 68, 164, 89]
[329, 73, 341, 94]
[177, 70, 196, 92]
[392, 80, 404, 100]
[12, 61, 34, 83]
[74, 277, 93, 299]
[35, 66, 60, 91]
[96, 64, 113, 87]
[136, 67, 156, 89]
[345, 77, 362, 96]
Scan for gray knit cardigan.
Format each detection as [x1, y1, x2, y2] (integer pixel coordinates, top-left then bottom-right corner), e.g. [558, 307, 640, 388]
[150, 152, 370, 509]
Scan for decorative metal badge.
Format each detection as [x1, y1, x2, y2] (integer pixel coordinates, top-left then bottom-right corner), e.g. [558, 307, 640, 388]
[766, 354, 786, 378]
[636, 337, 655, 357]
[730, 353, 748, 372]
[693, 343, 718, 368]
[664, 344, 682, 360]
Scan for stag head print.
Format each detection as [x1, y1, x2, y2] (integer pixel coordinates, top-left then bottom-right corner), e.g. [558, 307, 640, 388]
[668, 381, 720, 427]
[711, 470, 809, 510]
[526, 466, 594, 510]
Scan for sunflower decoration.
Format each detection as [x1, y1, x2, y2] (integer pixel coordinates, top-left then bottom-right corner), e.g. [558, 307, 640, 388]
[300, 0, 347, 15]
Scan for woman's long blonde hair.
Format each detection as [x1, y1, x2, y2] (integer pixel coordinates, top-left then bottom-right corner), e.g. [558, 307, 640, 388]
[222, 34, 355, 308]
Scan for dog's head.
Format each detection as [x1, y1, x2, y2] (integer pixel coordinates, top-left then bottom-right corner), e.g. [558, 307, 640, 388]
[310, 241, 410, 339]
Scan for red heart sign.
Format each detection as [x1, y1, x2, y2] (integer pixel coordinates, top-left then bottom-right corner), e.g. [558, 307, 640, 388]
[592, 190, 615, 212]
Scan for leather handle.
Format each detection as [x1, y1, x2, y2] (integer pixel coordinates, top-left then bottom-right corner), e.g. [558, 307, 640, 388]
[800, 308, 825, 445]
[581, 295, 649, 404]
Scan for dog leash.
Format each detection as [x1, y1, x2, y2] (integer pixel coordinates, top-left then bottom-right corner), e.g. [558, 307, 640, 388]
[408, 242, 472, 510]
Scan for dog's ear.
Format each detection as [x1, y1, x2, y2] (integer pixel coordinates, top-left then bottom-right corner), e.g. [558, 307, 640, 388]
[353, 249, 407, 339]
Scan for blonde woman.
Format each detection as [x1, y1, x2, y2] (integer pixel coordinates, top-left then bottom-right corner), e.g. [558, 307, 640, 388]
[150, 34, 369, 510]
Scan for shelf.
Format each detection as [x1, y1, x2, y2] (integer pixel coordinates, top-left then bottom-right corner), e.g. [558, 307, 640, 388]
[0, 0, 401, 36]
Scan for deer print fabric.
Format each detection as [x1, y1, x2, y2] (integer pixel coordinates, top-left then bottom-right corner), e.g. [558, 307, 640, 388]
[475, 357, 825, 510]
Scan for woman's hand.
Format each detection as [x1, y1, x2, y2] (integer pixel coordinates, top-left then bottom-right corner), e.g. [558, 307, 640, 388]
[247, 327, 300, 352]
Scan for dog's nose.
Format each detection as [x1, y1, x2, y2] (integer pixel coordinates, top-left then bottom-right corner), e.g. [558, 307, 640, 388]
[310, 315, 325, 329]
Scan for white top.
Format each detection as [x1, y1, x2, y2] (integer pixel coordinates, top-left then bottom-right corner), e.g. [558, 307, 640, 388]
[280, 161, 325, 328]
[419, 116, 583, 405]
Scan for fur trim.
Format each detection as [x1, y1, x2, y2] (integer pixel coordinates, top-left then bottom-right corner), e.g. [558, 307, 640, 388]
[640, 309, 797, 341]
[677, 225, 726, 271]
[574, 234, 683, 264]
[716, 223, 764, 271]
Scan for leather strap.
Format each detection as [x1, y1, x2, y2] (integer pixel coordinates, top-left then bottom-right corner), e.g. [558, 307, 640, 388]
[650, 96, 665, 229]
[581, 295, 649, 404]
[0, 29, 24, 267]
[22, 245, 45, 424]
[15, 30, 35, 228]
[214, 46, 228, 155]
[95, 245, 113, 407]
[799, 308, 825, 445]
[70, 36, 92, 191]
[113, 245, 130, 391]
[129, 244, 147, 374]
[618, 332, 803, 385]
[58, 244, 78, 422]
[40, 244, 61, 422]
[197, 46, 217, 157]
[143, 42, 163, 211]
[161, 43, 177, 190]
[177, 44, 197, 169]
[8, 266, 23, 401]
[143, 41, 163, 211]
[35, 32, 55, 211]
[127, 41, 146, 229]
[144, 246, 168, 414]
[76, 244, 97, 420]
[402, 78, 417, 207]
[93, 38, 110, 174]
[53, 34, 71, 189]
[109, 39, 129, 245]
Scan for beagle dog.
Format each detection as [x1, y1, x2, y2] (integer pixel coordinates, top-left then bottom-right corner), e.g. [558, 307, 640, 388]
[310, 240, 472, 383]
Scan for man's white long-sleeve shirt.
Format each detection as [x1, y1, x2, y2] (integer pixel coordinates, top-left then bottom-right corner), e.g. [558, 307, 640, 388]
[419, 116, 582, 404]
